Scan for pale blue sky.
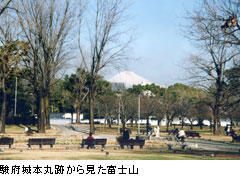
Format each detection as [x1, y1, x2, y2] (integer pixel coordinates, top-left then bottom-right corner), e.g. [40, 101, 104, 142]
[105, 0, 197, 87]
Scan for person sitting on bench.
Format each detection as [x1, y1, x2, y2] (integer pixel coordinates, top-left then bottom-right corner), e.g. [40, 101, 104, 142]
[87, 132, 94, 149]
[178, 129, 186, 143]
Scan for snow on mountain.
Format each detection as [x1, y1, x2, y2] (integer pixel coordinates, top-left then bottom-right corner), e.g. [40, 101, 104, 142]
[108, 71, 152, 88]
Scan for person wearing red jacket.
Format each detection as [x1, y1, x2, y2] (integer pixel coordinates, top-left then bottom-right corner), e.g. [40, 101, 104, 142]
[87, 132, 94, 139]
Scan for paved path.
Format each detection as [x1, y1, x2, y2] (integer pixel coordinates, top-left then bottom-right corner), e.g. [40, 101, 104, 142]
[52, 124, 240, 152]
[53, 124, 118, 141]
[154, 136, 240, 153]
[186, 138, 240, 152]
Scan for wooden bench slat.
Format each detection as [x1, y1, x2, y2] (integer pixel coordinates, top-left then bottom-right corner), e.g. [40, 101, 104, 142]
[0, 137, 14, 148]
[185, 131, 200, 138]
[81, 138, 107, 148]
[117, 139, 145, 149]
[28, 138, 55, 148]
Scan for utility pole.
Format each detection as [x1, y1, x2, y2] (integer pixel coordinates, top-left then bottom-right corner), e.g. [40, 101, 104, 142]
[138, 94, 141, 137]
[118, 99, 120, 134]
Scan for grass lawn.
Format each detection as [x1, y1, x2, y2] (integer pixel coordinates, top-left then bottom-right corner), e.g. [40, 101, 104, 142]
[0, 146, 240, 160]
[0, 124, 240, 160]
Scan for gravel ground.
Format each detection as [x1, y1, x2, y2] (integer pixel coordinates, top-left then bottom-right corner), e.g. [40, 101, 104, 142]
[52, 124, 118, 141]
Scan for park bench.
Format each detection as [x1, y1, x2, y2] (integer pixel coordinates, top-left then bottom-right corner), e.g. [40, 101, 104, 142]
[140, 129, 147, 134]
[185, 131, 200, 138]
[28, 138, 55, 149]
[117, 138, 145, 149]
[0, 137, 14, 148]
[231, 134, 240, 142]
[81, 138, 107, 149]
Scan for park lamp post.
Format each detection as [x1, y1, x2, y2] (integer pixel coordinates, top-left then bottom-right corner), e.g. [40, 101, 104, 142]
[117, 93, 121, 134]
[137, 93, 141, 137]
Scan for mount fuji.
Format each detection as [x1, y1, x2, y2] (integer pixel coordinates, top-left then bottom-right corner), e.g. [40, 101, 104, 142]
[108, 71, 152, 89]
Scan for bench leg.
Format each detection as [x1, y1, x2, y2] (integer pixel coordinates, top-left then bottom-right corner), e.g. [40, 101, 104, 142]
[39, 144, 42, 149]
[140, 145, 143, 149]
[28, 144, 31, 149]
[50, 144, 53, 148]
[9, 144, 12, 149]
[87, 145, 94, 149]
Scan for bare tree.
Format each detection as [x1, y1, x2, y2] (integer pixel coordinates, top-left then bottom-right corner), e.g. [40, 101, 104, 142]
[119, 92, 137, 128]
[98, 93, 118, 128]
[0, 0, 13, 16]
[0, 9, 27, 133]
[17, 0, 78, 133]
[78, 0, 133, 133]
[64, 67, 89, 124]
[140, 95, 157, 129]
[184, 0, 240, 133]
[161, 84, 184, 131]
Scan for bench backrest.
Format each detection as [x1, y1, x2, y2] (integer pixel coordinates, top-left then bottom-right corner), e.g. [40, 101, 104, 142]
[0, 137, 14, 145]
[185, 131, 200, 137]
[82, 139, 95, 146]
[82, 139, 107, 145]
[28, 138, 55, 145]
[95, 139, 107, 145]
[118, 139, 145, 146]
[186, 131, 197, 133]
[129, 139, 145, 146]
[185, 131, 199, 134]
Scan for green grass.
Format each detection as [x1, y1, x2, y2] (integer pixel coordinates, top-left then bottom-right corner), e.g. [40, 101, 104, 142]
[1, 148, 239, 160]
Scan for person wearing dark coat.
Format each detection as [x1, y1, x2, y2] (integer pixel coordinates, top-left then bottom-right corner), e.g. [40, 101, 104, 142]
[122, 128, 130, 141]
[121, 127, 130, 149]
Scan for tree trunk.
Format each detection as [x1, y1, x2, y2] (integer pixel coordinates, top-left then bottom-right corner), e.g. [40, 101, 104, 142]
[208, 119, 213, 132]
[198, 119, 203, 130]
[45, 95, 50, 129]
[181, 119, 184, 129]
[36, 93, 41, 131]
[146, 116, 150, 128]
[213, 106, 221, 134]
[166, 116, 170, 132]
[71, 112, 74, 124]
[230, 118, 233, 128]
[76, 94, 82, 123]
[121, 117, 126, 128]
[38, 95, 46, 133]
[76, 106, 81, 124]
[131, 118, 133, 128]
[107, 118, 112, 128]
[0, 77, 7, 134]
[89, 90, 95, 134]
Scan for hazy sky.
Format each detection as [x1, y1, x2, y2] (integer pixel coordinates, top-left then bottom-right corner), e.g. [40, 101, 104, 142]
[105, 0, 197, 87]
